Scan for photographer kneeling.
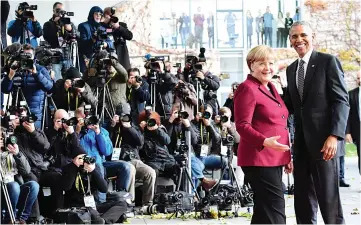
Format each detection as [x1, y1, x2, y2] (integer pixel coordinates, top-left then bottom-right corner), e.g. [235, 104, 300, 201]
[62, 148, 128, 224]
[109, 103, 156, 206]
[0, 127, 39, 224]
[75, 107, 132, 203]
[49, 67, 97, 113]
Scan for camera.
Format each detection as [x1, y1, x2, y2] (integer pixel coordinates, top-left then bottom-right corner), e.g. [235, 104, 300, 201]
[135, 76, 142, 83]
[94, 27, 113, 41]
[8, 52, 34, 71]
[84, 116, 99, 126]
[55, 8, 74, 25]
[147, 118, 156, 127]
[178, 111, 189, 120]
[61, 117, 78, 126]
[17, 3, 37, 20]
[220, 115, 229, 123]
[205, 90, 217, 99]
[200, 111, 211, 120]
[221, 134, 234, 146]
[43, 155, 55, 169]
[209, 184, 238, 211]
[120, 114, 131, 123]
[72, 79, 86, 89]
[19, 114, 38, 124]
[83, 155, 96, 164]
[109, 7, 119, 23]
[4, 134, 17, 148]
[141, 204, 158, 215]
[272, 75, 280, 79]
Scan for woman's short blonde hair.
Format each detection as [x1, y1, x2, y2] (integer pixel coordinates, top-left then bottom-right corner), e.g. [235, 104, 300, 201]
[246, 45, 275, 72]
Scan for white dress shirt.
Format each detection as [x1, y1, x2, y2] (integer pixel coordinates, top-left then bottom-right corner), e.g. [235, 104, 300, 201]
[296, 48, 313, 88]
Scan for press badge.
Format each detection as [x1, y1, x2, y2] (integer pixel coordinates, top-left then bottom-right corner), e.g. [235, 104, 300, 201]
[84, 195, 96, 209]
[221, 145, 227, 156]
[111, 148, 121, 161]
[200, 145, 209, 157]
[68, 111, 75, 118]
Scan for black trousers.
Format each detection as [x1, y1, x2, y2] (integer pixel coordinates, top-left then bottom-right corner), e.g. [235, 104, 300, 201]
[241, 166, 285, 224]
[294, 156, 344, 224]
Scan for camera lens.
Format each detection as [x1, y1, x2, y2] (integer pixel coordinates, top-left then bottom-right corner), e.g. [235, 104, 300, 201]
[203, 111, 211, 119]
[73, 80, 86, 89]
[220, 115, 228, 123]
[85, 116, 99, 126]
[179, 111, 189, 119]
[121, 114, 131, 123]
[147, 119, 156, 127]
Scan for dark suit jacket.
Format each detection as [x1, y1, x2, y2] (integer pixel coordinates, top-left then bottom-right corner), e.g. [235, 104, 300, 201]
[346, 87, 360, 143]
[234, 75, 291, 167]
[284, 51, 349, 160]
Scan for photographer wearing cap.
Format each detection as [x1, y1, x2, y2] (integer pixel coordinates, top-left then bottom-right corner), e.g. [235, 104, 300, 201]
[49, 67, 97, 113]
[43, 2, 77, 80]
[223, 82, 239, 122]
[101, 7, 133, 70]
[75, 107, 132, 203]
[126, 68, 150, 123]
[7, 2, 43, 48]
[1, 44, 53, 128]
[173, 78, 198, 121]
[194, 61, 220, 117]
[109, 103, 156, 206]
[78, 6, 114, 73]
[0, 127, 39, 224]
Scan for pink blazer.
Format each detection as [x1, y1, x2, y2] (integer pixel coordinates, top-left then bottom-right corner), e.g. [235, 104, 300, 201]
[234, 75, 291, 167]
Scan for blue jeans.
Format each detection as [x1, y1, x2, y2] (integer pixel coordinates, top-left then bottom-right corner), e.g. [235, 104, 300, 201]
[339, 156, 345, 180]
[199, 154, 229, 180]
[190, 154, 205, 188]
[52, 59, 72, 81]
[4, 181, 39, 221]
[264, 27, 273, 47]
[97, 161, 132, 203]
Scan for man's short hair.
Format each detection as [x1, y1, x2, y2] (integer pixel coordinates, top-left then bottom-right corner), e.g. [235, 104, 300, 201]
[289, 21, 313, 34]
[22, 44, 34, 51]
[127, 68, 140, 76]
[53, 2, 62, 9]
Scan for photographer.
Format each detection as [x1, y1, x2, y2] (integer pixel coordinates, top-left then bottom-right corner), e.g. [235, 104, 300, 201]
[173, 79, 198, 121]
[7, 2, 43, 48]
[43, 2, 77, 80]
[165, 104, 217, 191]
[78, 6, 114, 73]
[138, 111, 177, 179]
[62, 148, 128, 224]
[1, 44, 53, 128]
[126, 68, 150, 123]
[192, 104, 225, 178]
[223, 82, 239, 122]
[0, 127, 39, 224]
[49, 67, 97, 112]
[1, 0, 10, 48]
[6, 108, 64, 217]
[75, 107, 132, 203]
[155, 61, 178, 120]
[109, 103, 156, 206]
[101, 7, 133, 70]
[195, 61, 220, 117]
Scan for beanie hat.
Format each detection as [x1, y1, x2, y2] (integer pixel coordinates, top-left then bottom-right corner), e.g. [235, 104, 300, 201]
[64, 67, 82, 80]
[70, 146, 87, 159]
[115, 103, 131, 116]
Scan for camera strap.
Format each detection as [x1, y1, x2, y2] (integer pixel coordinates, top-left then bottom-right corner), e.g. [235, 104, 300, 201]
[75, 172, 86, 194]
[127, 88, 132, 101]
[115, 127, 122, 148]
[200, 124, 209, 145]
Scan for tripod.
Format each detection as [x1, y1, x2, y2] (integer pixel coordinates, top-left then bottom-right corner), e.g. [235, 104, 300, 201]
[95, 83, 115, 124]
[21, 19, 32, 45]
[69, 41, 80, 71]
[41, 94, 57, 131]
[149, 79, 157, 112]
[6, 85, 31, 114]
[0, 165, 16, 224]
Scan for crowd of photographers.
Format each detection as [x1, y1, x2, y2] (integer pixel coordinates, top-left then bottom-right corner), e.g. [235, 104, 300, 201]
[0, 2, 244, 224]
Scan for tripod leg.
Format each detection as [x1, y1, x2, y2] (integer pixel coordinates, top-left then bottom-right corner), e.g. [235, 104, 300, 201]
[105, 85, 115, 117]
[41, 97, 47, 131]
[176, 167, 184, 191]
[184, 169, 200, 200]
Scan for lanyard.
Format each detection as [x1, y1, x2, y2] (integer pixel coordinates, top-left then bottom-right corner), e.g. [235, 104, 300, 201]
[75, 173, 85, 194]
[7, 154, 12, 172]
[127, 88, 132, 101]
[115, 127, 122, 148]
[67, 91, 78, 111]
[200, 123, 210, 144]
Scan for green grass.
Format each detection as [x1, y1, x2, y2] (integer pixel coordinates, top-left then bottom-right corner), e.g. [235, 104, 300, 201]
[345, 143, 358, 157]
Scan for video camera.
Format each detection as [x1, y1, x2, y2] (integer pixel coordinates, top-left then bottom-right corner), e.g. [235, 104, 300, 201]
[144, 55, 167, 81]
[184, 48, 206, 79]
[6, 51, 34, 71]
[17, 3, 37, 21]
[1, 120, 17, 151]
[91, 50, 116, 87]
[55, 8, 74, 25]
[36, 42, 62, 67]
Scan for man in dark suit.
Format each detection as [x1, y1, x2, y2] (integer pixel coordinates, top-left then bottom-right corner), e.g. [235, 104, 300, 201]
[284, 21, 349, 224]
[346, 71, 360, 172]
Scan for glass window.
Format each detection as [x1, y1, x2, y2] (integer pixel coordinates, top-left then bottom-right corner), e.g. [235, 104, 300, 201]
[216, 10, 243, 48]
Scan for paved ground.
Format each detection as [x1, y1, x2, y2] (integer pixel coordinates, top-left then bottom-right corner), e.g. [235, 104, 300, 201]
[126, 157, 361, 225]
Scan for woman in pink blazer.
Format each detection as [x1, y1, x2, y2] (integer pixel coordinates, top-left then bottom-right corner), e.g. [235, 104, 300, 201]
[234, 45, 293, 224]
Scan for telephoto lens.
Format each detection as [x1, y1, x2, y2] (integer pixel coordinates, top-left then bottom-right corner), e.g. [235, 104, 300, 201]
[220, 115, 229, 123]
[202, 111, 211, 119]
[62, 117, 78, 126]
[83, 155, 96, 164]
[120, 114, 131, 123]
[147, 118, 156, 127]
[140, 204, 158, 215]
[178, 111, 189, 119]
[73, 79, 86, 89]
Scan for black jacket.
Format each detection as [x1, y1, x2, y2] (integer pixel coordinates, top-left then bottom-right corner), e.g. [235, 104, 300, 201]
[192, 120, 221, 156]
[49, 79, 97, 111]
[155, 73, 177, 120]
[223, 98, 234, 122]
[62, 163, 107, 207]
[43, 17, 77, 49]
[14, 127, 50, 177]
[199, 72, 220, 117]
[346, 87, 360, 143]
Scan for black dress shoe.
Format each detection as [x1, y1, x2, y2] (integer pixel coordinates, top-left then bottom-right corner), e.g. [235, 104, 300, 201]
[340, 180, 350, 187]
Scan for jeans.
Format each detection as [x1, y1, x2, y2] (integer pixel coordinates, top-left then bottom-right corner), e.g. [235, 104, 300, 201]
[180, 28, 189, 48]
[199, 154, 229, 180]
[52, 59, 72, 81]
[98, 161, 132, 203]
[190, 154, 205, 188]
[194, 26, 204, 48]
[264, 27, 273, 47]
[4, 181, 39, 222]
[339, 156, 345, 180]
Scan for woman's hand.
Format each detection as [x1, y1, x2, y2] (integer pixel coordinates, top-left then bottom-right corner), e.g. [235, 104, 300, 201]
[284, 161, 293, 174]
[263, 136, 290, 152]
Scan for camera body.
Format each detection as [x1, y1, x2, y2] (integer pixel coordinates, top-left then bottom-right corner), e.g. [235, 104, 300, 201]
[83, 155, 96, 164]
[43, 155, 55, 169]
[36, 42, 63, 67]
[20, 114, 38, 124]
[55, 9, 74, 25]
[61, 117, 78, 126]
[7, 52, 34, 71]
[153, 191, 194, 213]
[83, 105, 99, 126]
[17, 3, 37, 21]
[199, 111, 211, 120]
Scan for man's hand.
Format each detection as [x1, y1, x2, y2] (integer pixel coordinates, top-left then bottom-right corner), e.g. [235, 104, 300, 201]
[50, 70, 55, 80]
[7, 144, 19, 155]
[64, 24, 72, 31]
[53, 16, 61, 22]
[88, 124, 101, 135]
[284, 161, 293, 174]
[63, 123, 74, 134]
[139, 121, 147, 130]
[196, 71, 205, 80]
[181, 118, 190, 128]
[345, 134, 353, 143]
[64, 79, 72, 90]
[203, 118, 210, 127]
[263, 136, 290, 152]
[222, 120, 232, 129]
[228, 92, 234, 99]
[169, 111, 178, 123]
[29, 65, 37, 74]
[22, 121, 35, 133]
[9, 67, 17, 79]
[76, 87, 85, 93]
[83, 163, 96, 173]
[111, 22, 120, 29]
[111, 115, 119, 127]
[321, 135, 338, 161]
